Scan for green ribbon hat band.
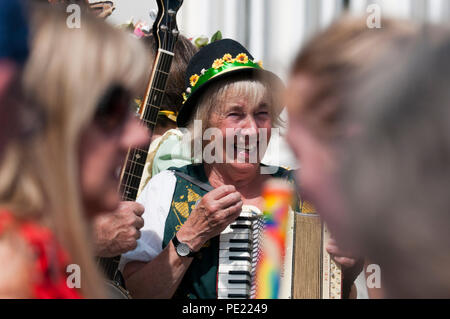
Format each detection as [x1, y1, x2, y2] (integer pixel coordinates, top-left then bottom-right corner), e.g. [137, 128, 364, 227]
[183, 53, 263, 103]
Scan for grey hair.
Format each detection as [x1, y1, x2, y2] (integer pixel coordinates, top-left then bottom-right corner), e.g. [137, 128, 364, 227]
[186, 75, 283, 132]
[339, 29, 450, 298]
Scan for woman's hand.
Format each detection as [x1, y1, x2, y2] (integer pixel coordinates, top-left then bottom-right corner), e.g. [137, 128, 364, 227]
[326, 238, 359, 269]
[176, 185, 243, 252]
[327, 237, 364, 298]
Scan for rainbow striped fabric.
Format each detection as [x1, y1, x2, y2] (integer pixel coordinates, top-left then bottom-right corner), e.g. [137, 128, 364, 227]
[255, 179, 293, 299]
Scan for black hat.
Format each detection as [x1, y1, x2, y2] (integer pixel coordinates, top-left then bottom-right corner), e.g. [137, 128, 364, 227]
[176, 39, 283, 127]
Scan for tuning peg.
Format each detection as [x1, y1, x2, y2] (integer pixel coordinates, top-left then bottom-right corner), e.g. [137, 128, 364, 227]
[172, 29, 180, 36]
[168, 9, 176, 17]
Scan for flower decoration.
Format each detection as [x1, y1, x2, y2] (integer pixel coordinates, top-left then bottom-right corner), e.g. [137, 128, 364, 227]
[190, 74, 200, 87]
[257, 60, 263, 68]
[212, 58, 224, 69]
[183, 52, 265, 104]
[193, 30, 223, 49]
[223, 53, 234, 63]
[235, 53, 249, 64]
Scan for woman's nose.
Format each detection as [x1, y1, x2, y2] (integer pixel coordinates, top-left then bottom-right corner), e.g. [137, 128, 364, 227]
[121, 116, 151, 149]
[240, 116, 258, 135]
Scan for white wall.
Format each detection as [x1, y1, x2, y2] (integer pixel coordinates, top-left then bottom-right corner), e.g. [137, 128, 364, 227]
[102, 0, 450, 169]
[105, 0, 450, 81]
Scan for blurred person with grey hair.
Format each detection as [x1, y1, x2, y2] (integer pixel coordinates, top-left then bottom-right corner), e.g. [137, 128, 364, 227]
[285, 16, 419, 298]
[339, 31, 450, 298]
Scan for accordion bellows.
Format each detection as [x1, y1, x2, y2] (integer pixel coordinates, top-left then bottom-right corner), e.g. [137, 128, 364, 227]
[217, 205, 342, 299]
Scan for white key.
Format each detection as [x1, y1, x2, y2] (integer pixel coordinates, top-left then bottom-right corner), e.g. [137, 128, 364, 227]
[222, 225, 252, 235]
[220, 233, 251, 241]
[219, 257, 251, 267]
[217, 264, 252, 274]
[231, 219, 253, 227]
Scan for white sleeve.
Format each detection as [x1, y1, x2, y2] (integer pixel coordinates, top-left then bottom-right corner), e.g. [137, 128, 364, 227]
[119, 170, 177, 271]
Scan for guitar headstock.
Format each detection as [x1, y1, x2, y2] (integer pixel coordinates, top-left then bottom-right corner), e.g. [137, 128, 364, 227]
[153, 0, 183, 53]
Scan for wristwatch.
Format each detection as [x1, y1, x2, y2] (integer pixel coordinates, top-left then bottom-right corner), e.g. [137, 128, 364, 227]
[172, 235, 196, 258]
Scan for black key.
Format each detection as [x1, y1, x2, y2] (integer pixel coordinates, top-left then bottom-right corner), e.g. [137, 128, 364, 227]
[229, 239, 251, 244]
[228, 294, 250, 298]
[231, 224, 251, 229]
[229, 270, 251, 277]
[230, 256, 252, 262]
[229, 279, 251, 285]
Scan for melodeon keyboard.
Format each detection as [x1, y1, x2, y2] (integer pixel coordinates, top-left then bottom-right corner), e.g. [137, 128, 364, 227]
[218, 205, 265, 299]
[217, 205, 342, 299]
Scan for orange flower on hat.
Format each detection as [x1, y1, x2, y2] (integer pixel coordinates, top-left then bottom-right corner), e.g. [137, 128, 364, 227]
[212, 58, 224, 69]
[222, 53, 234, 63]
[235, 53, 249, 64]
[190, 74, 200, 87]
[257, 60, 263, 68]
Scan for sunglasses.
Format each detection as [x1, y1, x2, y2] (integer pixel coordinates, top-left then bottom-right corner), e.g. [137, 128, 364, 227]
[95, 85, 135, 131]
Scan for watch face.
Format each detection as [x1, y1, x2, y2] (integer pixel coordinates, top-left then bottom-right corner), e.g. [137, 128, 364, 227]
[177, 243, 191, 257]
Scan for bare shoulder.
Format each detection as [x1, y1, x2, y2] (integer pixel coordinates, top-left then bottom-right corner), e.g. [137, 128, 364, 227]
[0, 232, 34, 298]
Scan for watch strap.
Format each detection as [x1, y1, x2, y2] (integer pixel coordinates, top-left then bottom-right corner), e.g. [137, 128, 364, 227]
[172, 234, 197, 258]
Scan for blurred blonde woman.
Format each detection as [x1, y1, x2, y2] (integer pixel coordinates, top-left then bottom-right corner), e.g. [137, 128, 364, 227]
[0, 4, 150, 298]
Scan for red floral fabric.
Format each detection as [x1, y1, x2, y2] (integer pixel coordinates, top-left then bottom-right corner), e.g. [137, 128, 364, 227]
[0, 210, 82, 299]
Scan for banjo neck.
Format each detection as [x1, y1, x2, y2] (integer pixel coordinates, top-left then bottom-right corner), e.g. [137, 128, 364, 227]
[119, 0, 183, 202]
[119, 49, 175, 201]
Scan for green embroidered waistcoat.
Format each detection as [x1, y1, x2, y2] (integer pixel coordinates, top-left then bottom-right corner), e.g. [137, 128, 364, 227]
[162, 164, 299, 299]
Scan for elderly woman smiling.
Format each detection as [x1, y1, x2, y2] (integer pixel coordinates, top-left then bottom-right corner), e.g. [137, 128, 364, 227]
[120, 39, 352, 299]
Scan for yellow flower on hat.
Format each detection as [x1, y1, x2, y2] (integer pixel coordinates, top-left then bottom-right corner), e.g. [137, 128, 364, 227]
[212, 58, 224, 69]
[222, 53, 234, 63]
[190, 74, 200, 87]
[182, 92, 187, 101]
[257, 60, 263, 68]
[235, 53, 249, 64]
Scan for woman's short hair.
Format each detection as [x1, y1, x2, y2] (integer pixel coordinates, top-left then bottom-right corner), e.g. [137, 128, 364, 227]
[340, 32, 450, 298]
[188, 74, 283, 131]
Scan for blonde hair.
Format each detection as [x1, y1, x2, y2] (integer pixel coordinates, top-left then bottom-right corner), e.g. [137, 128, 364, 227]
[0, 5, 150, 298]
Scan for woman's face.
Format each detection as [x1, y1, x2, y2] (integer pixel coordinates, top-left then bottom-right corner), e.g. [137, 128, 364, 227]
[209, 87, 272, 177]
[285, 75, 347, 239]
[79, 90, 150, 217]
